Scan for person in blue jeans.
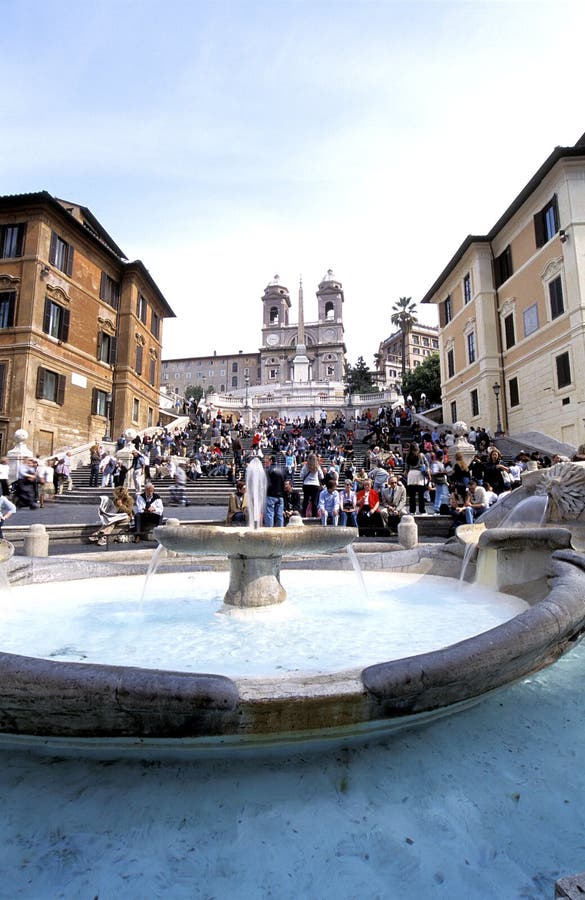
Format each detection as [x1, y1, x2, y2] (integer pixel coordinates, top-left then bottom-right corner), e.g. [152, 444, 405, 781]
[339, 480, 358, 527]
[263, 455, 285, 527]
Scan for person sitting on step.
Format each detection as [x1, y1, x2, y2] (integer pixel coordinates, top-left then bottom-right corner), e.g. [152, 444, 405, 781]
[133, 481, 164, 542]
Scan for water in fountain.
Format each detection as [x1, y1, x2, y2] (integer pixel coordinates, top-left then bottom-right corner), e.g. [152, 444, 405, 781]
[499, 493, 548, 527]
[246, 456, 266, 529]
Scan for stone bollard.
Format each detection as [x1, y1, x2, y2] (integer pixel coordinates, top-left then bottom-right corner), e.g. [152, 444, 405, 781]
[24, 523, 49, 557]
[397, 514, 418, 550]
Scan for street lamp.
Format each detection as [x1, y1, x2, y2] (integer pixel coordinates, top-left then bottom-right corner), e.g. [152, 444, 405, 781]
[492, 382, 503, 435]
[244, 373, 250, 408]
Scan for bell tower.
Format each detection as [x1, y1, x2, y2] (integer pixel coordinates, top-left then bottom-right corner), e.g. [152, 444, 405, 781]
[261, 275, 291, 329]
[316, 269, 344, 324]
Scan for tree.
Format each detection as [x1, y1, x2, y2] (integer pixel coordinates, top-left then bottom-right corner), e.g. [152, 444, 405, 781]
[185, 384, 204, 404]
[346, 356, 379, 395]
[390, 296, 418, 386]
[401, 353, 441, 406]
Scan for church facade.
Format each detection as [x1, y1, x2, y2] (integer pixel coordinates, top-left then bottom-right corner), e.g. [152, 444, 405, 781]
[259, 270, 346, 386]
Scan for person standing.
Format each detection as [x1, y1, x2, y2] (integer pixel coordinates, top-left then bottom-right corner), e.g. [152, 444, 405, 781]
[89, 443, 102, 487]
[299, 453, 324, 517]
[339, 480, 358, 527]
[0, 494, 16, 537]
[263, 455, 285, 527]
[404, 443, 428, 515]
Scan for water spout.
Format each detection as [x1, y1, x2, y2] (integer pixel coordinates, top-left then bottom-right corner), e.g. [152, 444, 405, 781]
[246, 457, 266, 530]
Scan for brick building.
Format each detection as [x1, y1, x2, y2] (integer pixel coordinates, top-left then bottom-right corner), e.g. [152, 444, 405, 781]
[0, 191, 174, 456]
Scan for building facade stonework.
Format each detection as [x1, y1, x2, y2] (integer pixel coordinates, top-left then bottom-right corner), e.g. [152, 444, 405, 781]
[259, 271, 346, 386]
[0, 192, 174, 456]
[422, 132, 585, 448]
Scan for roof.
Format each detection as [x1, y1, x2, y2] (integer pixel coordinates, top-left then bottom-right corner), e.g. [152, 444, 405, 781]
[0, 191, 175, 318]
[421, 135, 585, 304]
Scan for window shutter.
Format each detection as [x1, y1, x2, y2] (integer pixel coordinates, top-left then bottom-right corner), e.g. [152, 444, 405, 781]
[43, 297, 51, 334]
[439, 302, 446, 328]
[551, 194, 560, 233]
[136, 345, 143, 375]
[534, 211, 545, 248]
[91, 387, 98, 415]
[36, 367, 45, 399]
[56, 373, 66, 405]
[65, 245, 74, 277]
[60, 307, 70, 342]
[109, 336, 117, 366]
[0, 362, 6, 411]
[100, 271, 107, 300]
[49, 232, 57, 266]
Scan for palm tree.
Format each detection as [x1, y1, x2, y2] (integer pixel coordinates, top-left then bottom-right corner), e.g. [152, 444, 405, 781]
[390, 296, 418, 388]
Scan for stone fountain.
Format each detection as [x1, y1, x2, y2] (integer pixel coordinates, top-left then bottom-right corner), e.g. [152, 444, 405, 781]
[0, 461, 585, 753]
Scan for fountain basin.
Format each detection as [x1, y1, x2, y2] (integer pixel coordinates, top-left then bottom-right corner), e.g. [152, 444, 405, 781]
[1, 544, 585, 755]
[154, 523, 358, 607]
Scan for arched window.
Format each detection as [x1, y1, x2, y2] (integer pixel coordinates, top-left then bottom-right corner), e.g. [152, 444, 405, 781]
[325, 301, 334, 321]
[269, 306, 279, 324]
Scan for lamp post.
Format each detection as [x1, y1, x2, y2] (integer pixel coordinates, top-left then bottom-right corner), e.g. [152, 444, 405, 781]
[493, 382, 502, 435]
[244, 373, 250, 408]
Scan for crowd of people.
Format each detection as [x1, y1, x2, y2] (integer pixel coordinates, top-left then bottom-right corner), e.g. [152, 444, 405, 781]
[2, 402, 580, 543]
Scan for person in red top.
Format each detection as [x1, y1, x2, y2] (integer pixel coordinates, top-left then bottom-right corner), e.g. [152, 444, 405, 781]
[356, 478, 380, 532]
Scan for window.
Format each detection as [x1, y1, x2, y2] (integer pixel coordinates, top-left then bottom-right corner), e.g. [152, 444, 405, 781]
[232, 362, 238, 373]
[151, 310, 160, 340]
[269, 368, 278, 379]
[135, 345, 143, 375]
[325, 301, 334, 320]
[147, 407, 154, 428]
[450, 401, 457, 422]
[534, 195, 559, 247]
[132, 398, 139, 421]
[523, 304, 539, 337]
[556, 351, 571, 389]
[149, 358, 156, 386]
[412, 335, 419, 344]
[467, 332, 476, 364]
[0, 224, 25, 259]
[99, 272, 120, 310]
[441, 295, 452, 325]
[137, 294, 148, 324]
[463, 272, 471, 305]
[231, 375, 238, 388]
[509, 377, 519, 408]
[447, 348, 455, 378]
[97, 331, 116, 364]
[49, 232, 74, 276]
[91, 388, 109, 417]
[549, 276, 564, 320]
[432, 339, 438, 349]
[0, 291, 16, 328]
[269, 306, 278, 324]
[43, 297, 69, 342]
[504, 314, 515, 349]
[494, 245, 513, 288]
[470, 389, 479, 417]
[36, 367, 66, 404]
[0, 362, 6, 412]
[422, 337, 429, 347]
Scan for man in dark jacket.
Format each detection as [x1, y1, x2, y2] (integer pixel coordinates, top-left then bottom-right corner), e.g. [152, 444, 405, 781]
[264, 455, 285, 527]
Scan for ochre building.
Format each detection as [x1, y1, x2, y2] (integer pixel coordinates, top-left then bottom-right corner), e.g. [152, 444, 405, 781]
[0, 191, 174, 456]
[422, 131, 585, 448]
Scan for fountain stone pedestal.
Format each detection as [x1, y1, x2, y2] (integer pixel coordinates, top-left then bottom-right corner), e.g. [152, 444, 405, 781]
[154, 523, 358, 608]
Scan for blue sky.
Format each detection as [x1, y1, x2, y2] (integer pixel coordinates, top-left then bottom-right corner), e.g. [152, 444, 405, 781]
[3, 0, 585, 364]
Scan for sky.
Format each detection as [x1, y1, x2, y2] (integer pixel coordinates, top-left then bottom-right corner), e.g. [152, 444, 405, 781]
[3, 0, 585, 366]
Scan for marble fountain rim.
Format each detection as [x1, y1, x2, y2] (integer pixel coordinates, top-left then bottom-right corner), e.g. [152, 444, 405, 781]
[0, 545, 585, 756]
